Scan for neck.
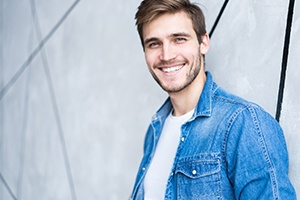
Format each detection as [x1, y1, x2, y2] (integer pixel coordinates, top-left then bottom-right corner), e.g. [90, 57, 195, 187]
[169, 70, 206, 116]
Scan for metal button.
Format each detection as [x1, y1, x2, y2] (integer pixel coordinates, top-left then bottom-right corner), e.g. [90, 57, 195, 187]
[142, 167, 146, 171]
[192, 170, 197, 175]
[181, 137, 185, 142]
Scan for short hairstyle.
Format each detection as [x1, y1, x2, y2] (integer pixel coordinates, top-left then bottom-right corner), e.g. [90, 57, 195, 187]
[135, 0, 207, 49]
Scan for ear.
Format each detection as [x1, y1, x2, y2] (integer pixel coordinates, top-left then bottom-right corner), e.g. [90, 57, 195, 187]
[200, 33, 210, 54]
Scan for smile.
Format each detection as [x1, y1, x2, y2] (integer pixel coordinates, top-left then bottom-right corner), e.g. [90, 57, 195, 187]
[161, 64, 184, 73]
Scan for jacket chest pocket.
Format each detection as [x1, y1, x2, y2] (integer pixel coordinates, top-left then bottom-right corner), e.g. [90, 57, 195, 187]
[175, 154, 222, 199]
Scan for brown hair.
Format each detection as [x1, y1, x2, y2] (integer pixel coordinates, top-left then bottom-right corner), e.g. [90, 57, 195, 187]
[135, 0, 207, 49]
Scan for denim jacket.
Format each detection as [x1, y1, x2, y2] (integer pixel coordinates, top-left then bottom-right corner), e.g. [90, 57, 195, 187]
[131, 72, 296, 200]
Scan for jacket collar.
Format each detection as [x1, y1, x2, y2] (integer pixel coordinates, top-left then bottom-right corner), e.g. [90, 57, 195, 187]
[194, 71, 214, 118]
[152, 71, 216, 122]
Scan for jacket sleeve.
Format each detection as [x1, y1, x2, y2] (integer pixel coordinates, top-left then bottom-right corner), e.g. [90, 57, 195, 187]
[225, 105, 296, 199]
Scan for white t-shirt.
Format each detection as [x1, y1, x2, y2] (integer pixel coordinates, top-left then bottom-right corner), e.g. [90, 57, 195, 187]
[144, 109, 194, 200]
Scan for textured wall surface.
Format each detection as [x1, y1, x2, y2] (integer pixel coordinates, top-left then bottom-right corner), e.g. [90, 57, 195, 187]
[0, 0, 299, 199]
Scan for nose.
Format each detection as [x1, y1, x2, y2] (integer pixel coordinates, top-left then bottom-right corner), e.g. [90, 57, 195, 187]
[159, 43, 176, 61]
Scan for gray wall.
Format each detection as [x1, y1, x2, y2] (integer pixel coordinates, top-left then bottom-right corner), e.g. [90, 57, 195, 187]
[0, 0, 299, 199]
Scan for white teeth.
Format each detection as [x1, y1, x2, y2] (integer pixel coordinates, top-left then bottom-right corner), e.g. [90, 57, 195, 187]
[162, 65, 183, 73]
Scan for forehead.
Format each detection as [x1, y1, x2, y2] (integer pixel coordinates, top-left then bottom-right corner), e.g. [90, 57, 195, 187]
[142, 11, 195, 41]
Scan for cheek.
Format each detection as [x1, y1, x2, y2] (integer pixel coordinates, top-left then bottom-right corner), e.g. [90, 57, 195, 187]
[145, 52, 157, 67]
[179, 45, 200, 59]
[145, 55, 151, 68]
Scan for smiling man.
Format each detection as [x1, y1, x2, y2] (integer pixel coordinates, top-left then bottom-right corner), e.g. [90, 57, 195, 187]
[130, 0, 296, 199]
[143, 10, 208, 116]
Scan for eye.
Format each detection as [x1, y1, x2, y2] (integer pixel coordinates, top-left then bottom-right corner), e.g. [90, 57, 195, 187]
[175, 37, 187, 43]
[148, 41, 160, 48]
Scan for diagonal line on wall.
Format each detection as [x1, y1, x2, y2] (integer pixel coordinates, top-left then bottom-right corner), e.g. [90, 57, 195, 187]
[0, 0, 80, 101]
[209, 0, 229, 37]
[16, 15, 35, 199]
[275, 0, 295, 122]
[16, 67, 30, 200]
[29, 0, 79, 200]
[0, 1, 4, 198]
[0, 171, 18, 200]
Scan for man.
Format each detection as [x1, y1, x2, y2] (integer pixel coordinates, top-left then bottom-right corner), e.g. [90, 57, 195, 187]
[131, 0, 296, 199]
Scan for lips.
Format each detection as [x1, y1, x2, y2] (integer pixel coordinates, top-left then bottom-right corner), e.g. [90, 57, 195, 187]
[160, 63, 185, 73]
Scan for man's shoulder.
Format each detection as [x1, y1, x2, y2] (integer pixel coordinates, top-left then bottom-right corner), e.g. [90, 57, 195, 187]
[212, 84, 274, 117]
[212, 85, 254, 107]
[205, 71, 259, 109]
[212, 84, 278, 126]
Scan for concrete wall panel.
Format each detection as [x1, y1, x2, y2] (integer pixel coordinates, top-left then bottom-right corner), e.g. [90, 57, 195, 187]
[206, 0, 289, 116]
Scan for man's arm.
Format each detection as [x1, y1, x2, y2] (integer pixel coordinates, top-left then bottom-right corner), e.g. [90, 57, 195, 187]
[225, 105, 296, 199]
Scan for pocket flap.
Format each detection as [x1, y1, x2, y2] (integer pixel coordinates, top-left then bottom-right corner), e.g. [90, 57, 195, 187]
[176, 160, 220, 179]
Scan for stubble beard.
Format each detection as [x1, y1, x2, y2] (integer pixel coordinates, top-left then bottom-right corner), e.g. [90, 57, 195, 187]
[150, 54, 203, 93]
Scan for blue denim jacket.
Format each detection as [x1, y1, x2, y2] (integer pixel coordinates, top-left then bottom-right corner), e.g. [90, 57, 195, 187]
[131, 72, 296, 200]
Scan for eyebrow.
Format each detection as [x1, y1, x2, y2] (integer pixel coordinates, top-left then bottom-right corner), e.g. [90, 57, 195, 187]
[144, 37, 159, 46]
[171, 32, 191, 38]
[144, 32, 192, 46]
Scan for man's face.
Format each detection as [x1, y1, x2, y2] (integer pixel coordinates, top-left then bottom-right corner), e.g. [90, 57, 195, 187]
[142, 11, 205, 93]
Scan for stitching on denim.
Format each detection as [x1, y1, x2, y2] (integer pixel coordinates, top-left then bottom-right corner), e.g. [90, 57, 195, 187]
[177, 153, 220, 163]
[248, 107, 279, 199]
[219, 103, 280, 199]
[221, 105, 247, 171]
[213, 91, 256, 108]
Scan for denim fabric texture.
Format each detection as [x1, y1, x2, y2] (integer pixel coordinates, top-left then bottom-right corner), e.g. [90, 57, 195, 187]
[131, 72, 296, 200]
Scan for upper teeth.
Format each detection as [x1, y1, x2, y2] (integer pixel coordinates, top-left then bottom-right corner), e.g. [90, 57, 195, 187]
[162, 65, 183, 73]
